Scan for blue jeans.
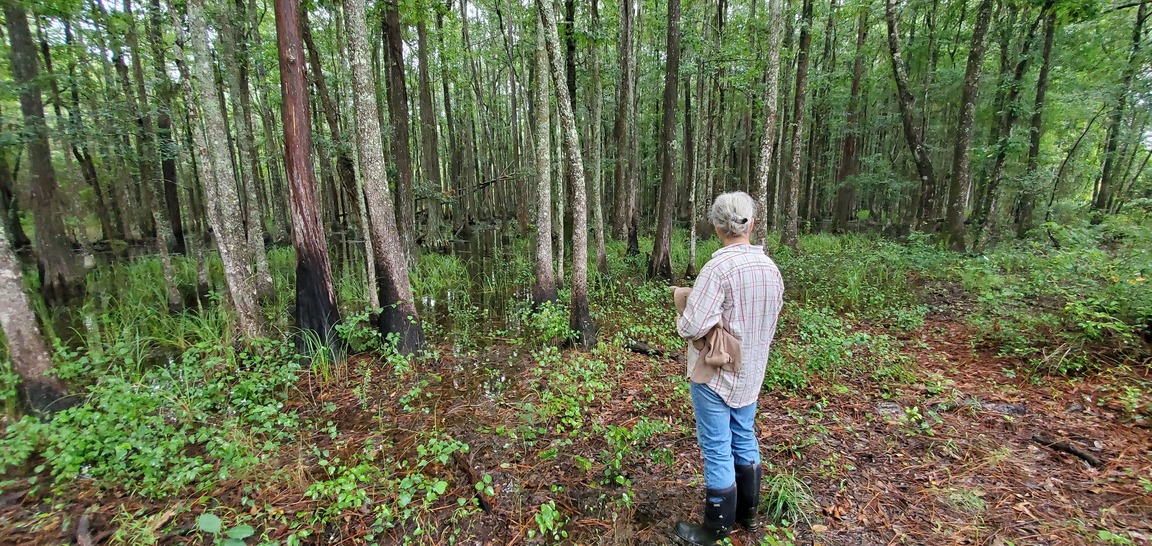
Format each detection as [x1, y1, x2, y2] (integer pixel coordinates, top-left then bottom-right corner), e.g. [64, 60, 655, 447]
[690, 382, 760, 490]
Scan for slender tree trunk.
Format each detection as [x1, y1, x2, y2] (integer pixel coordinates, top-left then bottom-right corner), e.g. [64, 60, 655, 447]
[612, 0, 634, 240]
[686, 75, 698, 277]
[383, 0, 417, 256]
[755, 0, 784, 243]
[1095, 0, 1146, 212]
[344, 0, 425, 354]
[436, 10, 461, 228]
[301, 10, 358, 224]
[626, 0, 642, 256]
[537, 0, 596, 349]
[532, 26, 558, 306]
[833, 9, 868, 233]
[0, 216, 70, 415]
[274, 0, 342, 354]
[976, 7, 1044, 244]
[4, 0, 83, 305]
[1017, 10, 1057, 238]
[590, 0, 607, 275]
[417, 18, 445, 247]
[0, 148, 31, 250]
[146, 0, 186, 253]
[782, 0, 814, 250]
[180, 0, 265, 339]
[943, 0, 993, 252]
[885, 0, 938, 229]
[649, 0, 681, 278]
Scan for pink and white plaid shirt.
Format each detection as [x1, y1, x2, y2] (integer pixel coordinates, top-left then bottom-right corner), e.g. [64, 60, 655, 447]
[677, 244, 784, 408]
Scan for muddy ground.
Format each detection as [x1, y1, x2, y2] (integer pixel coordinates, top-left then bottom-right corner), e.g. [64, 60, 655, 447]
[2, 306, 1151, 545]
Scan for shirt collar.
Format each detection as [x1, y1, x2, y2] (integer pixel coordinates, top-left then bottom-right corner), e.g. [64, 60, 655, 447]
[712, 243, 763, 257]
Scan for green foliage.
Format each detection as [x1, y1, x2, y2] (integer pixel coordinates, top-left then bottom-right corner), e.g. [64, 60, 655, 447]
[767, 307, 914, 391]
[962, 222, 1152, 373]
[517, 300, 576, 347]
[0, 339, 301, 498]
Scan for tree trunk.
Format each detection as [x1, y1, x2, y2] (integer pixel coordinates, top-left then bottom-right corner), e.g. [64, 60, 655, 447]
[832, 8, 868, 233]
[417, 18, 445, 247]
[147, 0, 186, 254]
[532, 25, 558, 306]
[301, 10, 358, 225]
[612, 0, 635, 240]
[1095, 0, 1146, 212]
[589, 0, 607, 276]
[344, 0, 425, 354]
[755, 0, 784, 243]
[537, 0, 596, 349]
[0, 149, 31, 250]
[686, 74, 698, 277]
[383, 0, 417, 257]
[436, 10, 461, 229]
[274, 0, 342, 354]
[943, 0, 993, 252]
[976, 6, 1045, 244]
[649, 0, 681, 278]
[1017, 10, 1057, 237]
[885, 0, 938, 229]
[782, 0, 814, 250]
[0, 216, 70, 415]
[3, 0, 83, 306]
[180, 0, 265, 339]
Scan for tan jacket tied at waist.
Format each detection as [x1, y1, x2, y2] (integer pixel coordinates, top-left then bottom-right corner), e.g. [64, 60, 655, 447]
[673, 286, 742, 384]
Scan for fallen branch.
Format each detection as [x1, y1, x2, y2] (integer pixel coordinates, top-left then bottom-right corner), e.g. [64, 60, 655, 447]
[453, 451, 494, 514]
[1032, 434, 1104, 468]
[626, 341, 673, 358]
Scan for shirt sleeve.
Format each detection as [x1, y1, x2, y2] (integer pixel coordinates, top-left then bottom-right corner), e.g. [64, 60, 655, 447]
[677, 265, 724, 341]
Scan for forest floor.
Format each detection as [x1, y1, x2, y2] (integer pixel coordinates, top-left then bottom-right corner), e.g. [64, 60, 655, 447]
[3, 291, 1152, 545]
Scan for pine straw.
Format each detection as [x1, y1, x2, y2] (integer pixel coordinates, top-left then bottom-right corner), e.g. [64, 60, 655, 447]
[2, 314, 1150, 545]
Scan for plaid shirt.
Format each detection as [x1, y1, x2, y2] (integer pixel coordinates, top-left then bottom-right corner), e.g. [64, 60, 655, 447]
[677, 244, 784, 408]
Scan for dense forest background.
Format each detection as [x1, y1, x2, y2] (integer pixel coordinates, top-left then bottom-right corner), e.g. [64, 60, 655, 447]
[1, 0, 1152, 543]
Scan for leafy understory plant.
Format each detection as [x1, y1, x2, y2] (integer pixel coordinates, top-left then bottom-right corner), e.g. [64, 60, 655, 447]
[196, 513, 255, 546]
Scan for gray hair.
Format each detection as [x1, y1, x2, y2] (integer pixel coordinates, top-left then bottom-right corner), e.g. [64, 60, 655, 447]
[708, 191, 757, 238]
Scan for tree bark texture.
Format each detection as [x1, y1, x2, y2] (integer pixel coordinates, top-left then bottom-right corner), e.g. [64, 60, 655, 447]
[590, 0, 607, 276]
[885, 0, 938, 229]
[383, 0, 417, 257]
[755, 0, 784, 244]
[274, 0, 343, 353]
[344, 0, 426, 354]
[183, 0, 265, 339]
[944, 0, 993, 252]
[0, 216, 70, 415]
[1094, 0, 1146, 212]
[1017, 10, 1057, 238]
[649, 0, 681, 279]
[417, 18, 445, 246]
[532, 25, 558, 307]
[782, 0, 814, 250]
[3, 0, 83, 305]
[833, 9, 868, 233]
[537, 0, 596, 349]
[612, 0, 635, 241]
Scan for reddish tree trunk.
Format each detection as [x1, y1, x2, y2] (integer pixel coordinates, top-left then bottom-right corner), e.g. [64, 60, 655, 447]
[274, 0, 342, 352]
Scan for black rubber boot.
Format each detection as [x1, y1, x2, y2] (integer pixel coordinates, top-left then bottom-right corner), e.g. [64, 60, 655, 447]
[734, 464, 763, 532]
[674, 484, 737, 546]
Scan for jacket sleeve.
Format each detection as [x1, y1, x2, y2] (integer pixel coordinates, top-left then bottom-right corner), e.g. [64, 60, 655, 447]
[677, 266, 724, 341]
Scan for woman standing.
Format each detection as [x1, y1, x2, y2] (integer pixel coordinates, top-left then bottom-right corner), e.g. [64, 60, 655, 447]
[674, 191, 785, 545]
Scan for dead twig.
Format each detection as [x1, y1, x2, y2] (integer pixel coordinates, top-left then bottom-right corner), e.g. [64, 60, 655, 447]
[1031, 434, 1105, 468]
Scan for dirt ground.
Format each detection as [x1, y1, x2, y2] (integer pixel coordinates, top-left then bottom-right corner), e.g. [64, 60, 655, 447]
[2, 309, 1151, 545]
